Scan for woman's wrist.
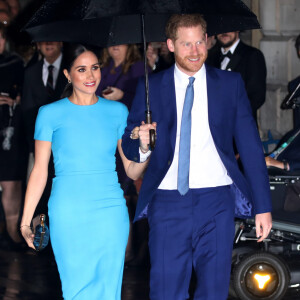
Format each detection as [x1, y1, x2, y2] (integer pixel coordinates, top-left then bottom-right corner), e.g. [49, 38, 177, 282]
[20, 224, 31, 230]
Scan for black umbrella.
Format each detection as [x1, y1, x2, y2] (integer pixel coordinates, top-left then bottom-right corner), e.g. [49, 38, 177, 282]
[24, 0, 261, 148]
[24, 0, 260, 43]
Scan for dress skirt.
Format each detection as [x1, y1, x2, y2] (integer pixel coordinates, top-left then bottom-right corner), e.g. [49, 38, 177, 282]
[48, 173, 129, 300]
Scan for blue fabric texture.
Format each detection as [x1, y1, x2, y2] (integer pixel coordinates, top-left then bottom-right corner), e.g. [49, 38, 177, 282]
[34, 97, 129, 300]
[178, 77, 195, 195]
[122, 65, 272, 221]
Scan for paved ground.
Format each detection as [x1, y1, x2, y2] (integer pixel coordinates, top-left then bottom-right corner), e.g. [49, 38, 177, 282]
[0, 247, 299, 299]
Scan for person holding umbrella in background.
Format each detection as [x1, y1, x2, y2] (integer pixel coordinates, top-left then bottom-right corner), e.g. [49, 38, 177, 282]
[122, 14, 272, 300]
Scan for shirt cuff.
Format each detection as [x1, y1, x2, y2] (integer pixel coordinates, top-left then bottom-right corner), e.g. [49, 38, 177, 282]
[139, 148, 151, 162]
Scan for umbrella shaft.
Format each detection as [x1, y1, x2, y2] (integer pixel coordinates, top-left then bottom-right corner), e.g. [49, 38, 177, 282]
[142, 14, 150, 113]
[145, 110, 152, 124]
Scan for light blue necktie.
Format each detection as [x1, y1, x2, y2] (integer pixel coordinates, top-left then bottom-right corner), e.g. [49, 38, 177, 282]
[178, 76, 195, 196]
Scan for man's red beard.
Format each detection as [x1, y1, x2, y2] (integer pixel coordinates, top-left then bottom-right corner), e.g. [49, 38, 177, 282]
[175, 53, 207, 74]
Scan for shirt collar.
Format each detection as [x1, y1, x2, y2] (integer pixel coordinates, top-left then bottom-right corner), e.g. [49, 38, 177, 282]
[221, 38, 240, 55]
[43, 53, 63, 69]
[174, 62, 206, 85]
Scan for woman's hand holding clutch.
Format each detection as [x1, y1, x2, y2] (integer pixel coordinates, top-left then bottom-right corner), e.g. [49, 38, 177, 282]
[20, 225, 35, 250]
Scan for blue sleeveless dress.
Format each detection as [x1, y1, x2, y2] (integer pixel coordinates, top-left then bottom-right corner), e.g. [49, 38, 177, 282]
[34, 97, 129, 300]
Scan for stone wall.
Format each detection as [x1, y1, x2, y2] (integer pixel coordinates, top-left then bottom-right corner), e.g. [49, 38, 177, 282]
[257, 0, 300, 140]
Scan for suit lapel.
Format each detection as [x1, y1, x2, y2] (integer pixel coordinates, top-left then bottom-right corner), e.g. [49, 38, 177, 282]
[161, 66, 177, 151]
[37, 60, 46, 90]
[206, 64, 224, 149]
[55, 57, 66, 93]
[33, 61, 49, 105]
[226, 42, 244, 71]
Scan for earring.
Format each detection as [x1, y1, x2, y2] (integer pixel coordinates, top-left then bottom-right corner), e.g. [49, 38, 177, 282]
[68, 79, 71, 84]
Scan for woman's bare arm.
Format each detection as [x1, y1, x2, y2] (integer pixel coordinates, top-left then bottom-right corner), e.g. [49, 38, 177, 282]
[20, 140, 52, 248]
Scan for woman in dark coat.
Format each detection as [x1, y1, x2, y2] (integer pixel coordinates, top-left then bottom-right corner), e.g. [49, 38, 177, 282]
[0, 23, 26, 248]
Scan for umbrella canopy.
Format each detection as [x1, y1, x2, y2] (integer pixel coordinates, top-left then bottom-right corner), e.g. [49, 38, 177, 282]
[24, 0, 261, 149]
[24, 0, 261, 46]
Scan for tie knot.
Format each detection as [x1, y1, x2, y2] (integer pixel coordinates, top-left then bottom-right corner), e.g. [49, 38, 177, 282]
[48, 65, 54, 72]
[188, 77, 195, 85]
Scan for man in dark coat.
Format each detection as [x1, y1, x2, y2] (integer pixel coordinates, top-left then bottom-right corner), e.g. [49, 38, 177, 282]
[207, 31, 267, 123]
[22, 41, 67, 152]
[22, 41, 67, 216]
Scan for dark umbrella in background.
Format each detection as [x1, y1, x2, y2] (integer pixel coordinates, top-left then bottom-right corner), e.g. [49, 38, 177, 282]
[24, 0, 261, 148]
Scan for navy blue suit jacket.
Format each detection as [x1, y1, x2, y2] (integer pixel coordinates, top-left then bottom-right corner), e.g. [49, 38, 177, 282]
[122, 64, 272, 222]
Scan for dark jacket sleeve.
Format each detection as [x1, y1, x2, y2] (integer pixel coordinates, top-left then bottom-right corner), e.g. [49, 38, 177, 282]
[21, 67, 37, 152]
[121, 77, 148, 162]
[243, 48, 267, 114]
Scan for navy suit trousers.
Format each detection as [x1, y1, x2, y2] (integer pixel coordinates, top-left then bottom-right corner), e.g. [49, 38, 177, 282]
[147, 185, 235, 300]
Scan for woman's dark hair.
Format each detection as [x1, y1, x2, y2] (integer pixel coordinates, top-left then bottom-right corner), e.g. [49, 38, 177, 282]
[61, 43, 99, 98]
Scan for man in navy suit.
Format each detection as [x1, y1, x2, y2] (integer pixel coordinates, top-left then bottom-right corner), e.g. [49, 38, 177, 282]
[122, 14, 272, 300]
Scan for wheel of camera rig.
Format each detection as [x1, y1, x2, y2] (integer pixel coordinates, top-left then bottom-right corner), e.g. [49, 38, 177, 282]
[233, 252, 289, 300]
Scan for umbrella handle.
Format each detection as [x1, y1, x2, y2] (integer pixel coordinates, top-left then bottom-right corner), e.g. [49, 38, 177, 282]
[145, 111, 156, 150]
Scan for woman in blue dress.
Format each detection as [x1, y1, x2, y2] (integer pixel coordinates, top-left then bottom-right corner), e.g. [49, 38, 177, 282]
[20, 44, 155, 300]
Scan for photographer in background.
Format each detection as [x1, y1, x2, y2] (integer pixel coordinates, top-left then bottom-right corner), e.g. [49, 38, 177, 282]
[266, 34, 300, 173]
[0, 22, 26, 249]
[265, 127, 300, 172]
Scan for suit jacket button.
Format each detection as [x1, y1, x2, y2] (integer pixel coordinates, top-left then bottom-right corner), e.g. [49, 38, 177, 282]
[168, 160, 171, 165]
[134, 156, 138, 161]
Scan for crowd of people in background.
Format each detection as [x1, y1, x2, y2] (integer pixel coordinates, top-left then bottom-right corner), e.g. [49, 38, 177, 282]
[0, 0, 176, 256]
[0, 0, 299, 268]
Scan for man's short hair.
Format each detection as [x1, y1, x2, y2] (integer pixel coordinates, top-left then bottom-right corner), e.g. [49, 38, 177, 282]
[165, 14, 207, 41]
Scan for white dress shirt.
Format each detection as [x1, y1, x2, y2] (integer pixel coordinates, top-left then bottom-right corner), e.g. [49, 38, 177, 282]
[158, 64, 232, 190]
[220, 39, 240, 70]
[42, 53, 63, 89]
